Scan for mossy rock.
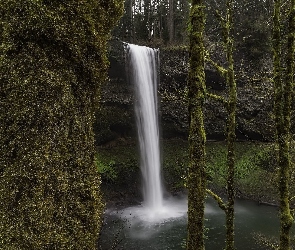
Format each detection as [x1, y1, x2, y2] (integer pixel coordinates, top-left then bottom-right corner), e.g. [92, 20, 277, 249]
[0, 1, 124, 249]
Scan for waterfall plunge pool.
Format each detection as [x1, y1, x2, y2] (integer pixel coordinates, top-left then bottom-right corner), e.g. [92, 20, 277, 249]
[99, 197, 280, 250]
[101, 44, 281, 249]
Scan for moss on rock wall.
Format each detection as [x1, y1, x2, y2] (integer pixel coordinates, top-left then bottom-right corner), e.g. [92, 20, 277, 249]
[97, 41, 275, 144]
[0, 1, 123, 249]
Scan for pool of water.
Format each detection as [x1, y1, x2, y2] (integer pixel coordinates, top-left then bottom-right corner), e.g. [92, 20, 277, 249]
[99, 197, 280, 250]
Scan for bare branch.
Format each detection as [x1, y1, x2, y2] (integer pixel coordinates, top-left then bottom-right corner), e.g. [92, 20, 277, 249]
[205, 52, 227, 77]
[215, 9, 226, 26]
[206, 189, 227, 211]
[206, 92, 228, 109]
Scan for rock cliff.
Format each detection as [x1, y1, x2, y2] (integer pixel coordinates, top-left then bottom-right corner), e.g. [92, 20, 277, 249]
[94, 40, 275, 145]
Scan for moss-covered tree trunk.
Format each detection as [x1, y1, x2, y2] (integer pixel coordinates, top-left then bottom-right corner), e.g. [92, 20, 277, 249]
[0, 1, 123, 249]
[186, 1, 206, 250]
[273, 0, 295, 249]
[224, 1, 237, 249]
[205, 0, 237, 249]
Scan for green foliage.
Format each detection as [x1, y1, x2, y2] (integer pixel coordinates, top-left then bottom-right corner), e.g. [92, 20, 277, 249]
[96, 139, 294, 204]
[95, 144, 139, 186]
[95, 157, 117, 182]
[206, 142, 280, 201]
[207, 142, 273, 182]
[162, 140, 188, 189]
[97, 140, 188, 190]
[0, 0, 124, 249]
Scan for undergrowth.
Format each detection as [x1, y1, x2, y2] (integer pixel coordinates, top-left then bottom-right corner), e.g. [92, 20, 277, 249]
[95, 139, 288, 203]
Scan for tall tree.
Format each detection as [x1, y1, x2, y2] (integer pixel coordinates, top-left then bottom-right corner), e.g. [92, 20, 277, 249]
[0, 1, 124, 249]
[143, 0, 153, 40]
[186, 0, 206, 249]
[113, 0, 190, 45]
[206, 0, 237, 249]
[168, 0, 174, 43]
[124, 0, 135, 42]
[174, 0, 190, 44]
[273, 0, 295, 249]
[224, 1, 237, 248]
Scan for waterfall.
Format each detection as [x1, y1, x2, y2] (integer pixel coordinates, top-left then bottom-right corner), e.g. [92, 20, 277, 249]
[117, 43, 187, 223]
[127, 43, 164, 212]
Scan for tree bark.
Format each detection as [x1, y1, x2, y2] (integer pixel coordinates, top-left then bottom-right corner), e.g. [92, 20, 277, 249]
[224, 1, 237, 249]
[273, 0, 295, 249]
[187, 1, 206, 250]
[168, 0, 174, 43]
[0, 1, 124, 249]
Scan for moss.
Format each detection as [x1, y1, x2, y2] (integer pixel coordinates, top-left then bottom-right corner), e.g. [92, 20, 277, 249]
[0, 0, 124, 249]
[95, 145, 139, 186]
[206, 142, 279, 201]
[162, 139, 188, 190]
[205, 0, 237, 248]
[96, 139, 295, 206]
[273, 0, 295, 249]
[161, 45, 189, 52]
[187, 1, 207, 250]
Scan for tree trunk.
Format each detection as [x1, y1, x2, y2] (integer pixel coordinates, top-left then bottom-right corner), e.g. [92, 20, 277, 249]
[143, 0, 152, 40]
[186, 1, 206, 250]
[125, 0, 134, 43]
[0, 1, 124, 249]
[168, 0, 174, 43]
[224, 1, 236, 249]
[273, 0, 295, 249]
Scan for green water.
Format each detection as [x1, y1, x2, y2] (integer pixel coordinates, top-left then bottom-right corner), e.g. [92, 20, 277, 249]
[99, 198, 280, 250]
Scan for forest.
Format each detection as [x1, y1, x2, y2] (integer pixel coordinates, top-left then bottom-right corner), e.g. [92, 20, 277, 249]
[0, 0, 294, 250]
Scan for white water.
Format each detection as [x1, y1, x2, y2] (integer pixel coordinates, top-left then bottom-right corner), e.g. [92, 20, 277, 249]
[118, 43, 187, 223]
[128, 44, 163, 211]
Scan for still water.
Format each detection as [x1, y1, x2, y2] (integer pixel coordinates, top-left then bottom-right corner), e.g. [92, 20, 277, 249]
[99, 197, 279, 250]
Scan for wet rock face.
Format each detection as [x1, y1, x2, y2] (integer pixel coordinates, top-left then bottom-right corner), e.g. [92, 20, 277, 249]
[94, 41, 134, 145]
[94, 40, 275, 145]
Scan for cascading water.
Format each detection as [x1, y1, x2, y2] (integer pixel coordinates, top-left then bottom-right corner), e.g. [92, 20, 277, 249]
[107, 43, 187, 224]
[127, 43, 163, 212]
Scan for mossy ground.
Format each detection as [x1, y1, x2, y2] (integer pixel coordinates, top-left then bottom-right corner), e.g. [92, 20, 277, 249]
[95, 139, 292, 206]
